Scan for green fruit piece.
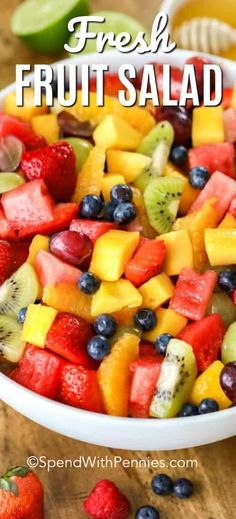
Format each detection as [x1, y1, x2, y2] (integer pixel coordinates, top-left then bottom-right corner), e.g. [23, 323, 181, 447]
[207, 294, 236, 328]
[134, 122, 174, 192]
[11, 0, 90, 54]
[0, 316, 26, 363]
[0, 263, 39, 316]
[221, 322, 236, 364]
[144, 176, 184, 234]
[150, 339, 197, 418]
[62, 138, 93, 171]
[0, 173, 25, 194]
[110, 325, 141, 345]
[68, 10, 150, 55]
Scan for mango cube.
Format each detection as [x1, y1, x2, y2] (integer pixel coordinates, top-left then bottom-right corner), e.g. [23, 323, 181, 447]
[31, 113, 60, 144]
[218, 213, 236, 229]
[90, 230, 139, 281]
[22, 304, 57, 347]
[27, 234, 49, 265]
[143, 308, 187, 342]
[93, 115, 141, 151]
[205, 228, 236, 265]
[192, 106, 224, 147]
[101, 173, 125, 201]
[4, 89, 47, 122]
[107, 150, 152, 183]
[91, 279, 142, 316]
[139, 273, 174, 310]
[42, 284, 93, 323]
[157, 230, 193, 276]
[115, 105, 155, 136]
[190, 361, 232, 410]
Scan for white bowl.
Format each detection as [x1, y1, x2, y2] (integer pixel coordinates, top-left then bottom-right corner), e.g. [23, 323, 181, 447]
[1, 49, 236, 451]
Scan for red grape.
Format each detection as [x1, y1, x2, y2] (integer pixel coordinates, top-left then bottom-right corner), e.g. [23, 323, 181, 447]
[156, 107, 192, 145]
[49, 230, 93, 268]
[220, 362, 236, 403]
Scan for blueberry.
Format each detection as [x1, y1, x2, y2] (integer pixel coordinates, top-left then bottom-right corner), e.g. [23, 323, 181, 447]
[198, 398, 219, 414]
[155, 333, 173, 356]
[17, 307, 28, 324]
[93, 314, 117, 338]
[87, 335, 110, 361]
[173, 478, 193, 499]
[103, 201, 117, 222]
[170, 146, 187, 167]
[111, 184, 133, 204]
[218, 269, 236, 293]
[134, 308, 157, 332]
[189, 166, 210, 189]
[113, 202, 136, 224]
[78, 272, 101, 294]
[135, 506, 160, 519]
[80, 195, 103, 219]
[151, 473, 173, 496]
[178, 403, 199, 417]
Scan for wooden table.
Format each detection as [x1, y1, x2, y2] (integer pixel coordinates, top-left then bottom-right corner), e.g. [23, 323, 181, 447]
[0, 1, 236, 518]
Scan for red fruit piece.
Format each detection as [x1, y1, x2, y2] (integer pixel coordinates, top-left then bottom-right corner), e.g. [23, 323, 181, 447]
[178, 314, 225, 372]
[18, 203, 79, 239]
[70, 219, 118, 245]
[49, 230, 93, 267]
[0, 466, 44, 519]
[189, 171, 236, 222]
[83, 479, 130, 519]
[0, 240, 13, 284]
[0, 112, 46, 151]
[185, 56, 214, 97]
[139, 341, 157, 358]
[11, 345, 65, 399]
[125, 238, 166, 288]
[90, 73, 127, 97]
[136, 64, 183, 101]
[21, 141, 77, 202]
[129, 357, 162, 418]
[188, 143, 235, 179]
[170, 268, 217, 321]
[45, 312, 95, 367]
[59, 364, 104, 413]
[0, 206, 17, 241]
[35, 250, 81, 286]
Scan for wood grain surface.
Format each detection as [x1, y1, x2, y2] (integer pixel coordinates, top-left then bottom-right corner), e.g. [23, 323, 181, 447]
[0, 1, 236, 518]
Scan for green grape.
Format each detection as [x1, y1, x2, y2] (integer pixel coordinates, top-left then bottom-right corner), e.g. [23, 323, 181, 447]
[63, 137, 93, 171]
[0, 173, 25, 194]
[222, 321, 236, 364]
[207, 293, 236, 328]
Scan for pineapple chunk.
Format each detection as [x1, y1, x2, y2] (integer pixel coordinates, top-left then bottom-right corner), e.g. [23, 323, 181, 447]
[101, 173, 125, 201]
[190, 361, 232, 410]
[107, 150, 152, 183]
[139, 273, 174, 310]
[93, 115, 141, 151]
[90, 230, 139, 281]
[42, 284, 93, 323]
[205, 228, 236, 265]
[192, 106, 224, 147]
[22, 304, 57, 347]
[27, 235, 49, 265]
[156, 230, 193, 276]
[4, 89, 47, 122]
[218, 213, 236, 229]
[91, 279, 142, 316]
[31, 113, 60, 144]
[143, 308, 187, 342]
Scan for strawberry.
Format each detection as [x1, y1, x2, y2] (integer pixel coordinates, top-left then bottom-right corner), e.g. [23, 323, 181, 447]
[70, 219, 118, 244]
[59, 364, 104, 413]
[0, 112, 46, 151]
[21, 141, 77, 201]
[83, 479, 130, 519]
[0, 466, 44, 519]
[0, 240, 13, 284]
[17, 203, 79, 239]
[45, 312, 95, 367]
[11, 345, 65, 399]
[125, 238, 166, 287]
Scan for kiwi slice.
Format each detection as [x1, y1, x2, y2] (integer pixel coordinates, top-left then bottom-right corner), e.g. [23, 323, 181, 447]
[144, 176, 184, 234]
[0, 262, 39, 316]
[134, 121, 174, 192]
[0, 315, 26, 363]
[150, 339, 197, 418]
[221, 322, 236, 364]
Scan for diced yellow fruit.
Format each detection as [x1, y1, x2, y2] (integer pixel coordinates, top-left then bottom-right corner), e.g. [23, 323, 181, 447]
[132, 187, 156, 239]
[22, 304, 57, 347]
[93, 115, 141, 151]
[115, 105, 156, 136]
[42, 284, 93, 323]
[27, 235, 49, 265]
[205, 228, 236, 266]
[164, 163, 199, 215]
[73, 145, 105, 202]
[4, 89, 48, 122]
[174, 199, 218, 271]
[231, 84, 236, 109]
[164, 161, 186, 179]
[143, 308, 187, 342]
[31, 113, 60, 144]
[112, 306, 139, 326]
[98, 333, 140, 416]
[190, 361, 232, 410]
[67, 91, 114, 125]
[218, 213, 236, 229]
[101, 173, 125, 201]
[90, 230, 139, 281]
[107, 150, 152, 183]
[139, 273, 174, 310]
[192, 106, 225, 147]
[91, 279, 142, 316]
[157, 230, 193, 276]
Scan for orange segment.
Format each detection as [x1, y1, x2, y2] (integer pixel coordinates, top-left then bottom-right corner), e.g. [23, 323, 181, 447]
[42, 284, 93, 323]
[73, 146, 105, 202]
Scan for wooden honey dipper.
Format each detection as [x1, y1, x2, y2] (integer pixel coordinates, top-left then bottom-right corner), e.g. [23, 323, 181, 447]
[173, 17, 236, 54]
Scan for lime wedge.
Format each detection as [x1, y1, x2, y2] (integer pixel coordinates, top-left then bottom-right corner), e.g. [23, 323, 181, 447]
[68, 10, 150, 55]
[11, 0, 90, 54]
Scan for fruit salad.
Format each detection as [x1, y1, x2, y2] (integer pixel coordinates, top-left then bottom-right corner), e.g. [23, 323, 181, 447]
[1, 55, 236, 420]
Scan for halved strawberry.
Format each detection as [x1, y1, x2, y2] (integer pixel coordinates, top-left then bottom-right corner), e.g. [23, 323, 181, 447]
[125, 238, 166, 287]
[70, 219, 118, 244]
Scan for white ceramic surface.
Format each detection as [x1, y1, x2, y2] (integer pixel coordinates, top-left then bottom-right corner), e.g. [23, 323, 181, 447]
[160, 0, 189, 27]
[0, 49, 236, 451]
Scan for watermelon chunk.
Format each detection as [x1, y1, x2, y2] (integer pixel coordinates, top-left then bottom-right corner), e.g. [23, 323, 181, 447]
[169, 268, 217, 321]
[188, 143, 235, 178]
[189, 171, 236, 221]
[129, 357, 162, 418]
[70, 220, 118, 244]
[125, 238, 166, 288]
[178, 314, 225, 372]
[35, 250, 81, 286]
[0, 206, 17, 241]
[18, 203, 79, 239]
